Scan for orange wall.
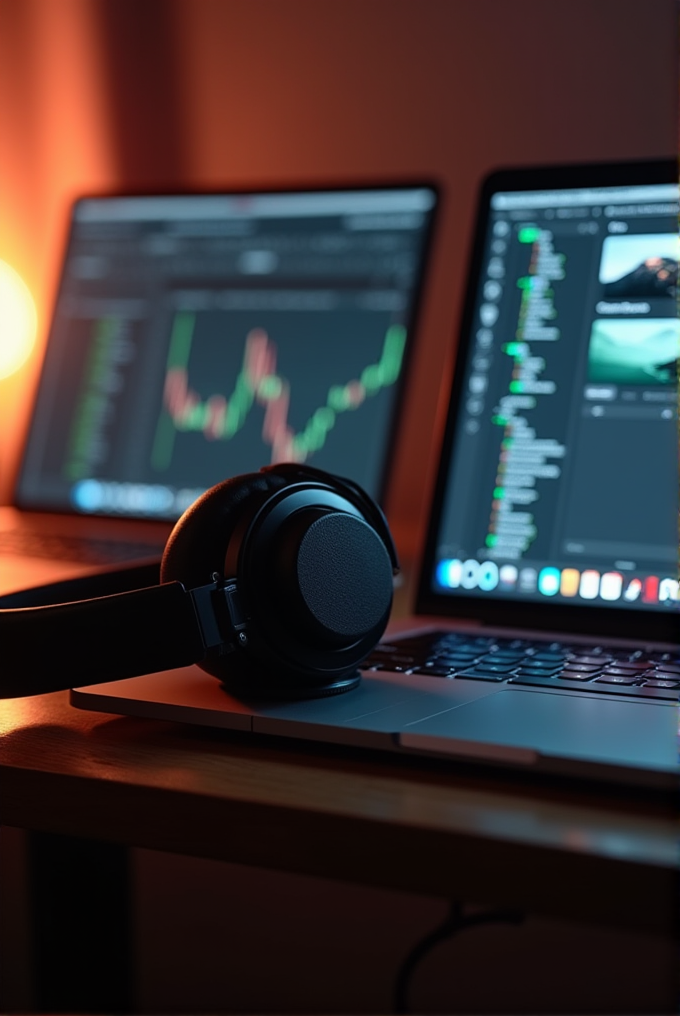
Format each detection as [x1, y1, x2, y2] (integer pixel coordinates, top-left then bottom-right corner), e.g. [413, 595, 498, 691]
[0, 0, 119, 497]
[0, 0, 676, 557]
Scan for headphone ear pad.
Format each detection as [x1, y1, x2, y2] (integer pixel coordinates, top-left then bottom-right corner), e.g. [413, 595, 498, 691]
[160, 466, 395, 699]
[160, 470, 287, 589]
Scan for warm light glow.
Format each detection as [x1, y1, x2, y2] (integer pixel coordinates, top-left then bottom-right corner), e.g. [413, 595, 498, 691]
[0, 261, 37, 379]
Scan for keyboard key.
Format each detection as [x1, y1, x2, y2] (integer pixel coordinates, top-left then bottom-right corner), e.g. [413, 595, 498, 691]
[601, 665, 652, 677]
[478, 654, 524, 666]
[650, 662, 680, 675]
[472, 662, 518, 674]
[411, 666, 455, 678]
[436, 653, 480, 665]
[594, 674, 640, 685]
[559, 669, 599, 681]
[508, 675, 679, 699]
[514, 665, 562, 677]
[456, 669, 507, 682]
[612, 659, 654, 671]
[510, 676, 598, 690]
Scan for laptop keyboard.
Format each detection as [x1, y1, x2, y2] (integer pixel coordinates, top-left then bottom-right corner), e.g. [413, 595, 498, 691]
[0, 530, 163, 565]
[363, 630, 680, 701]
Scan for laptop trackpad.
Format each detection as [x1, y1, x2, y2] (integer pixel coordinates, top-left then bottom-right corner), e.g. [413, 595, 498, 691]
[399, 688, 679, 769]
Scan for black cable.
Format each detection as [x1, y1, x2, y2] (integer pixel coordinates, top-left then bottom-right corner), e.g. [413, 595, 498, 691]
[393, 900, 525, 1014]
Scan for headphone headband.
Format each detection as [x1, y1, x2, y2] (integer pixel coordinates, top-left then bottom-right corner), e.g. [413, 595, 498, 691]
[0, 465, 397, 700]
[0, 581, 201, 698]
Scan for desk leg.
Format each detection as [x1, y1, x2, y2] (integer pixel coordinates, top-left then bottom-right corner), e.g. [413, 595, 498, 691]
[27, 831, 133, 1014]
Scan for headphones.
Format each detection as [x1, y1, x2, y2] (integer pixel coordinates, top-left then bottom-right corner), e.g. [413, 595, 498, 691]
[0, 464, 398, 700]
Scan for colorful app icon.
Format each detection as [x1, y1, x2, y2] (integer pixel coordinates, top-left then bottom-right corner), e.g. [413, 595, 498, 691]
[643, 575, 660, 603]
[659, 578, 678, 602]
[436, 558, 462, 589]
[499, 564, 518, 589]
[538, 567, 561, 596]
[460, 559, 481, 590]
[579, 570, 600, 599]
[560, 568, 580, 597]
[478, 561, 499, 592]
[623, 577, 642, 601]
[600, 572, 623, 601]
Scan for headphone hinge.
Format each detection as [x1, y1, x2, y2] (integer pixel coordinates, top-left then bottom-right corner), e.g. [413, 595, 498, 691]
[189, 577, 248, 653]
[222, 581, 248, 647]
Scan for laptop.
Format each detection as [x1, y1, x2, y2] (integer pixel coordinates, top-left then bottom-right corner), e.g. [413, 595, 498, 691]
[0, 184, 438, 596]
[71, 160, 680, 792]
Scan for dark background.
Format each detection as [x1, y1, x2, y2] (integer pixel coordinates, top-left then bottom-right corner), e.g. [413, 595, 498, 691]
[0, 1, 677, 1012]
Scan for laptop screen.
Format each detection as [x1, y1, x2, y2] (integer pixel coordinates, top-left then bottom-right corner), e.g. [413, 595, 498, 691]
[418, 161, 679, 630]
[16, 185, 437, 519]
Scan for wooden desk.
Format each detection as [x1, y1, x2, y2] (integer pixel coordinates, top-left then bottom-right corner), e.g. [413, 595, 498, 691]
[1, 689, 677, 935]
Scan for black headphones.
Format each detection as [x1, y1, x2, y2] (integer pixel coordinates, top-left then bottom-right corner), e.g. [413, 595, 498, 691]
[0, 464, 398, 700]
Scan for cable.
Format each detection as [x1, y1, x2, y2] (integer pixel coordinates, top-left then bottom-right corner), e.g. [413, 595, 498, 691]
[393, 900, 525, 1014]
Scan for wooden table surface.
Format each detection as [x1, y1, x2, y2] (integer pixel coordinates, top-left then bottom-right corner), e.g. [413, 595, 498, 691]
[0, 688, 677, 937]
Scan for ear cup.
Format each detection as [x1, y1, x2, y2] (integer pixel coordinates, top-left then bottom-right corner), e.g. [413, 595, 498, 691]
[161, 466, 396, 698]
[161, 470, 289, 592]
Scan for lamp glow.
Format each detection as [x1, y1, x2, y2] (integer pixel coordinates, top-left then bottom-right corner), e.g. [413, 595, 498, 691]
[0, 261, 37, 379]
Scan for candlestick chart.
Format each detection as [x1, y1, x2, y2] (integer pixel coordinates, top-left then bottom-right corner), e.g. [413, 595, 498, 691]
[151, 309, 407, 486]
